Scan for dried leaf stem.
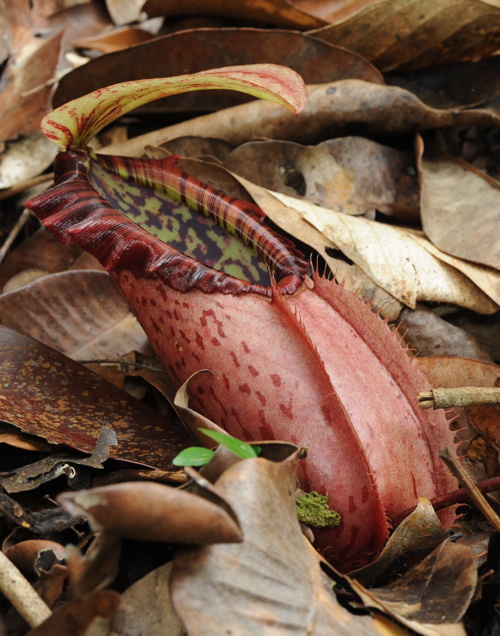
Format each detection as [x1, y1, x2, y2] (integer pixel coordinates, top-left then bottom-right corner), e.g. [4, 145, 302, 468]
[418, 387, 500, 409]
[439, 447, 500, 532]
[0, 550, 52, 627]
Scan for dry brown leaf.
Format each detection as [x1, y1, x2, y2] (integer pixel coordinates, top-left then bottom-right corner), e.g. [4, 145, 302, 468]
[261, 188, 500, 313]
[224, 137, 418, 220]
[0, 228, 102, 292]
[419, 155, 500, 271]
[0, 29, 64, 143]
[0, 326, 192, 468]
[309, 0, 500, 71]
[349, 541, 476, 629]
[58, 481, 243, 545]
[101, 80, 500, 158]
[294, 0, 379, 22]
[110, 562, 185, 636]
[0, 270, 151, 361]
[224, 172, 402, 318]
[140, 0, 325, 29]
[71, 26, 154, 54]
[25, 590, 121, 636]
[54, 28, 381, 113]
[351, 498, 448, 586]
[398, 304, 493, 361]
[171, 449, 388, 635]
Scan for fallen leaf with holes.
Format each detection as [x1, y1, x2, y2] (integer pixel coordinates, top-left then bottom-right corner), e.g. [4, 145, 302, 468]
[224, 137, 419, 220]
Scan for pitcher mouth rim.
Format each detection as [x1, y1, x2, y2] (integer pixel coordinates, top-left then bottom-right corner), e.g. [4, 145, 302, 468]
[26, 149, 310, 298]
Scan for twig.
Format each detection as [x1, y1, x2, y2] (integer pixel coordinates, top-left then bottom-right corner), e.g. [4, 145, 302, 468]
[0, 173, 54, 201]
[0, 550, 51, 627]
[391, 475, 500, 527]
[439, 447, 500, 532]
[0, 208, 32, 266]
[418, 386, 500, 409]
[78, 358, 164, 372]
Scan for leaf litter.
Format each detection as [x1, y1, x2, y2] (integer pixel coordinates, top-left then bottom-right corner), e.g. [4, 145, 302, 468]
[1, 0, 500, 633]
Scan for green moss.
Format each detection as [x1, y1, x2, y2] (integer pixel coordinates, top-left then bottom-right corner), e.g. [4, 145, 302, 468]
[296, 491, 341, 528]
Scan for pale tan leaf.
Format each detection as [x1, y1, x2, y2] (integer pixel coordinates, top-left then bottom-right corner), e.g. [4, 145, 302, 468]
[409, 233, 500, 306]
[419, 156, 500, 271]
[270, 190, 499, 313]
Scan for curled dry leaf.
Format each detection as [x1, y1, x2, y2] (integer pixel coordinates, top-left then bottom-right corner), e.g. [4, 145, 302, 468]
[351, 498, 448, 587]
[171, 448, 386, 635]
[0, 326, 193, 468]
[102, 80, 500, 158]
[54, 28, 381, 113]
[224, 137, 419, 220]
[310, 0, 500, 71]
[58, 481, 243, 545]
[350, 540, 477, 626]
[0, 270, 151, 361]
[419, 153, 500, 271]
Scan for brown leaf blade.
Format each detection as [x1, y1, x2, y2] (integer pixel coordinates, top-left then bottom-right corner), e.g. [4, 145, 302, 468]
[310, 0, 500, 72]
[0, 270, 150, 360]
[0, 326, 192, 468]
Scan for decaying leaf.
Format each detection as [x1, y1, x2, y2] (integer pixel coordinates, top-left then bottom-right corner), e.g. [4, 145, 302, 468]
[0, 270, 151, 361]
[0, 326, 193, 468]
[224, 137, 419, 219]
[240, 182, 500, 312]
[398, 304, 494, 361]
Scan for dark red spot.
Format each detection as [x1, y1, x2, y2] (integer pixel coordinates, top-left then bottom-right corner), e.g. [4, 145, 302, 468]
[195, 331, 205, 350]
[141, 297, 147, 307]
[200, 309, 226, 337]
[348, 496, 357, 513]
[192, 352, 201, 364]
[271, 374, 281, 387]
[179, 330, 191, 343]
[222, 374, 230, 390]
[321, 404, 333, 425]
[230, 351, 240, 368]
[150, 299, 156, 307]
[152, 321, 161, 333]
[173, 309, 180, 321]
[182, 302, 190, 309]
[361, 485, 369, 504]
[211, 337, 221, 346]
[248, 365, 259, 377]
[169, 326, 175, 337]
[210, 386, 228, 416]
[279, 402, 293, 420]
[239, 383, 251, 394]
[196, 385, 205, 395]
[255, 391, 266, 407]
[258, 410, 275, 439]
[242, 341, 250, 353]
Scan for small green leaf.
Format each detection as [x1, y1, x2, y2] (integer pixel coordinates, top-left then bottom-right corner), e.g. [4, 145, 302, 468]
[199, 428, 260, 459]
[172, 447, 215, 467]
